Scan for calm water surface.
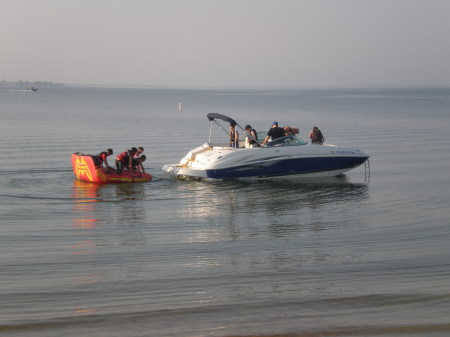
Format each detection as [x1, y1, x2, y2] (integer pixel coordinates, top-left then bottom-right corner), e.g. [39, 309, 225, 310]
[0, 86, 449, 336]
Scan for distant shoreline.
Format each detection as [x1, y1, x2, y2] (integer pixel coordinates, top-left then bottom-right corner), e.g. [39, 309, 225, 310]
[0, 80, 64, 89]
[2, 80, 449, 91]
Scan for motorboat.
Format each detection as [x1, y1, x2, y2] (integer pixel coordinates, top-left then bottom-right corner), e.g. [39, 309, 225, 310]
[162, 113, 369, 181]
[72, 153, 152, 183]
[26, 86, 38, 92]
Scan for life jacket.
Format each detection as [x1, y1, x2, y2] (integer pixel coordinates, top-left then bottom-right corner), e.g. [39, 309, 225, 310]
[97, 151, 108, 164]
[116, 151, 129, 162]
[248, 129, 258, 144]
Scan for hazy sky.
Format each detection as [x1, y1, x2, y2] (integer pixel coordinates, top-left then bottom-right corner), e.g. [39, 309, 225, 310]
[2, 0, 450, 87]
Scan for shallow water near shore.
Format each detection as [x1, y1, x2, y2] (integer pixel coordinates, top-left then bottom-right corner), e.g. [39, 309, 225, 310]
[1, 86, 449, 336]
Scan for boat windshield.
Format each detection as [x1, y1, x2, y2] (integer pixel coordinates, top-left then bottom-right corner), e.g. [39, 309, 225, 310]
[265, 135, 308, 147]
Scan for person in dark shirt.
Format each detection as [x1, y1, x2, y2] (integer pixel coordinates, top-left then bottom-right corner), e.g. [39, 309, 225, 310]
[132, 155, 146, 173]
[261, 121, 285, 146]
[309, 126, 325, 144]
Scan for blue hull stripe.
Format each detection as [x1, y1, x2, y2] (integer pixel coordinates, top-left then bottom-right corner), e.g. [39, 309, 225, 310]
[205, 156, 368, 179]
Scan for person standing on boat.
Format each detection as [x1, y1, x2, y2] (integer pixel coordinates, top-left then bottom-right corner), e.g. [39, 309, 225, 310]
[97, 148, 114, 171]
[261, 121, 285, 146]
[115, 147, 137, 174]
[229, 125, 240, 148]
[309, 126, 325, 144]
[244, 124, 259, 148]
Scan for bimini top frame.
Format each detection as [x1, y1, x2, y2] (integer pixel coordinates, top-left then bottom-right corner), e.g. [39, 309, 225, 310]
[206, 113, 259, 146]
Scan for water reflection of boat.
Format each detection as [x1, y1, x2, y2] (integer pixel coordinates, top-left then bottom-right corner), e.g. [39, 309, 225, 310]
[71, 179, 102, 229]
[72, 153, 153, 183]
[71, 179, 148, 202]
[176, 177, 369, 245]
[163, 113, 369, 181]
[179, 176, 369, 219]
[71, 179, 147, 238]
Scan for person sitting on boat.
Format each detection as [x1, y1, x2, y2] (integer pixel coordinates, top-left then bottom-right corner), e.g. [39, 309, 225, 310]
[134, 146, 144, 158]
[229, 125, 240, 148]
[115, 147, 137, 174]
[309, 126, 325, 144]
[261, 121, 285, 146]
[244, 124, 259, 148]
[97, 148, 114, 171]
[283, 126, 293, 136]
[132, 155, 146, 173]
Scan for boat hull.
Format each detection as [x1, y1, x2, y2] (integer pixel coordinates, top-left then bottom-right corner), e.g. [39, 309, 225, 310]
[163, 143, 369, 181]
[72, 153, 152, 183]
[204, 155, 368, 179]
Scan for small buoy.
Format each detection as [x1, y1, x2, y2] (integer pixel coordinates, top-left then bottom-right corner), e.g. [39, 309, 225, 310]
[179, 103, 183, 112]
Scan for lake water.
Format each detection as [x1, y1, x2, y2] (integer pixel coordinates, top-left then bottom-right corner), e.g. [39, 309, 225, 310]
[1, 86, 449, 337]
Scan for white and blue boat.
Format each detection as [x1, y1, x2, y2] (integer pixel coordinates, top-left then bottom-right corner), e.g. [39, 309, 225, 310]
[163, 113, 369, 181]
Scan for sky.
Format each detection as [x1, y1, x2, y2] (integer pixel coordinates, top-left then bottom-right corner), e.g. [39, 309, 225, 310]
[2, 0, 450, 87]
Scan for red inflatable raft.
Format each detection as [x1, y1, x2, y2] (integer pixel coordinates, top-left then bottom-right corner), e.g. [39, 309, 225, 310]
[72, 153, 153, 183]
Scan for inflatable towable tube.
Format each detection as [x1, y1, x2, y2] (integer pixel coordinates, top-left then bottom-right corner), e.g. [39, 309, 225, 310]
[72, 153, 153, 183]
